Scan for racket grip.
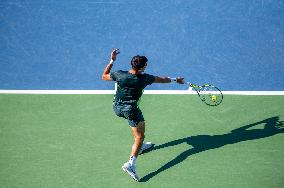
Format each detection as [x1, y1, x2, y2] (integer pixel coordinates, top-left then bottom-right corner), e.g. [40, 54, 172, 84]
[169, 77, 176, 82]
[169, 77, 188, 84]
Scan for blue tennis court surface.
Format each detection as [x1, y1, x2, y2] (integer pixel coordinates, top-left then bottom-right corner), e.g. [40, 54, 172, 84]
[1, 0, 283, 90]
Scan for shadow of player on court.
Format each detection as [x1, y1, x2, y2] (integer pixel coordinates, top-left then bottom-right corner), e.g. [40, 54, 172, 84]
[140, 116, 284, 182]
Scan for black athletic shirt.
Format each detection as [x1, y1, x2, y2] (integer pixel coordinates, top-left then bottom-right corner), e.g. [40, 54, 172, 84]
[110, 70, 155, 103]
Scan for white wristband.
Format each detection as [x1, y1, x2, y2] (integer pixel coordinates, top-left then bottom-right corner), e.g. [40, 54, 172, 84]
[109, 59, 114, 64]
[169, 77, 176, 82]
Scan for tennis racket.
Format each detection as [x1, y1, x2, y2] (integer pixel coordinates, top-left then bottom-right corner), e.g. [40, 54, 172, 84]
[171, 78, 223, 106]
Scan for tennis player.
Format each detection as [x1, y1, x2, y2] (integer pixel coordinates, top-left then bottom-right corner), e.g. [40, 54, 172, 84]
[102, 49, 184, 181]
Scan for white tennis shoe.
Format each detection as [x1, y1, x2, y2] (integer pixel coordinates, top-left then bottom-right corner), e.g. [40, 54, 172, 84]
[122, 162, 139, 181]
[139, 142, 154, 154]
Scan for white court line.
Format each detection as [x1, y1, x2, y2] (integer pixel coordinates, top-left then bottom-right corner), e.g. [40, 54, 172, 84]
[0, 90, 284, 95]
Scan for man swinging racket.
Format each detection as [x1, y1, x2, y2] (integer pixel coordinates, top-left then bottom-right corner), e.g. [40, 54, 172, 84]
[102, 49, 184, 181]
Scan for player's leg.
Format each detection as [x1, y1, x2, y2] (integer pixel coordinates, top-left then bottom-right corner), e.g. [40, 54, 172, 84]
[121, 106, 152, 181]
[130, 121, 154, 155]
[130, 121, 145, 157]
[121, 121, 144, 181]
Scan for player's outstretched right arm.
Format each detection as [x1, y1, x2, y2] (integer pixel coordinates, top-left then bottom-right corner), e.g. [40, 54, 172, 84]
[154, 76, 184, 84]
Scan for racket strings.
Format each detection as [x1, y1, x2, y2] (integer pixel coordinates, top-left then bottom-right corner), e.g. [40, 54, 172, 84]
[199, 85, 223, 106]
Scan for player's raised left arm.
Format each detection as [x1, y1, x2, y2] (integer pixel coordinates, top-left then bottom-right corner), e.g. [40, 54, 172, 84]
[102, 49, 120, 81]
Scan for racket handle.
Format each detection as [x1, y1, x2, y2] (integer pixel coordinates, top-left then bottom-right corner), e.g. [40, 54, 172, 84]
[169, 77, 192, 85]
[169, 77, 184, 83]
[169, 77, 177, 82]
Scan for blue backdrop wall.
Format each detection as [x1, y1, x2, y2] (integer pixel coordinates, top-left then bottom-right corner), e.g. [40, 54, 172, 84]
[1, 0, 283, 90]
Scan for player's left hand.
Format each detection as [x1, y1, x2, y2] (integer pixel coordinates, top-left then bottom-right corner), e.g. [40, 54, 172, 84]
[111, 48, 120, 61]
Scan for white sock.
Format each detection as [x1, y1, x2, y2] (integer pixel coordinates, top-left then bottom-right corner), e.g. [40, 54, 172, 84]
[129, 156, 137, 166]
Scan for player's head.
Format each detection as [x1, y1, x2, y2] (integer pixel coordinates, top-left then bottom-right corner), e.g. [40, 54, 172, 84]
[131, 55, 148, 72]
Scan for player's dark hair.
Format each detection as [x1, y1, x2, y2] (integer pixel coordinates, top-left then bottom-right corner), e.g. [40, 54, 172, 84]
[131, 55, 148, 70]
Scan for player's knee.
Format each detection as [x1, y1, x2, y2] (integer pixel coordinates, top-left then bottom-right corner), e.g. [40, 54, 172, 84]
[135, 133, 144, 141]
[134, 132, 145, 141]
[132, 121, 145, 141]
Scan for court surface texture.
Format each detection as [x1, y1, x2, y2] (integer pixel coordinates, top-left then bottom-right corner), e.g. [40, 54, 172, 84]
[1, 94, 283, 187]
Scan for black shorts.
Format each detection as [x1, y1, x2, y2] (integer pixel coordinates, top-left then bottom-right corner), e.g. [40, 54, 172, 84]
[113, 102, 144, 127]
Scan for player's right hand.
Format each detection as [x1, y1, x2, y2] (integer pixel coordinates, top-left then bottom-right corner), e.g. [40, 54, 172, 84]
[176, 77, 184, 84]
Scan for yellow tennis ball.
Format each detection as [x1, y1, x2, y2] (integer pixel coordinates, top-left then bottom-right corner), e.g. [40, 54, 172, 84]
[211, 95, 217, 101]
